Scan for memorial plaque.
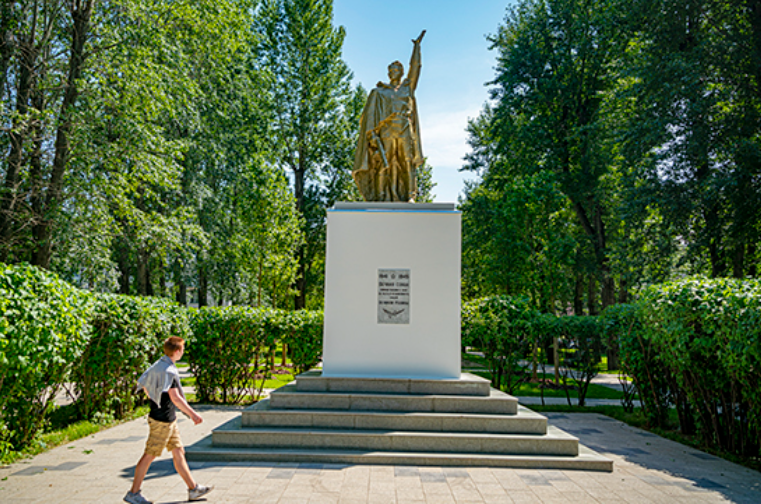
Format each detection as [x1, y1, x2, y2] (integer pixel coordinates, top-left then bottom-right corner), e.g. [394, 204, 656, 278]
[377, 269, 410, 324]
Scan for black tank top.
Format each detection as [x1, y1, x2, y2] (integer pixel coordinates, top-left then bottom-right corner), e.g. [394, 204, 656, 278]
[148, 378, 179, 423]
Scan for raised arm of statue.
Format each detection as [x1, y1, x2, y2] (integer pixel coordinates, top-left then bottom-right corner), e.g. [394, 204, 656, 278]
[407, 30, 425, 91]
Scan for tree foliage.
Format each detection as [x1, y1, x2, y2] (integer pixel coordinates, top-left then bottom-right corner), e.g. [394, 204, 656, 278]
[463, 0, 761, 306]
[254, 0, 359, 309]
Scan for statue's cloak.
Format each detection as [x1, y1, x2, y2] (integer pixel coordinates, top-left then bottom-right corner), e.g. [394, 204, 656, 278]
[352, 80, 423, 201]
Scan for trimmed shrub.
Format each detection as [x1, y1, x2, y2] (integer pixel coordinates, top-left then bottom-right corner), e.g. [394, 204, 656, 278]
[187, 306, 324, 404]
[554, 315, 603, 407]
[279, 309, 323, 375]
[0, 263, 92, 450]
[187, 307, 277, 404]
[72, 294, 191, 420]
[638, 277, 761, 456]
[462, 296, 534, 393]
[601, 303, 672, 425]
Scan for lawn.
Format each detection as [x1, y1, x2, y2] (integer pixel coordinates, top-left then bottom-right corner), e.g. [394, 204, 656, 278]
[470, 370, 629, 400]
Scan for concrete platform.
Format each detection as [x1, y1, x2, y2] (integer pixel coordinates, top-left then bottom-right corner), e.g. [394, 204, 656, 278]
[295, 371, 491, 396]
[269, 384, 519, 415]
[186, 373, 613, 471]
[243, 399, 547, 434]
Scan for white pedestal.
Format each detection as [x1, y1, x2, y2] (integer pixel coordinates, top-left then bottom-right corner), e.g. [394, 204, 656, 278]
[322, 202, 461, 379]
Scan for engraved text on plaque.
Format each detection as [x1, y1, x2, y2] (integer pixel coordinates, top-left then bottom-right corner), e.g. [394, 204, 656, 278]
[377, 269, 410, 324]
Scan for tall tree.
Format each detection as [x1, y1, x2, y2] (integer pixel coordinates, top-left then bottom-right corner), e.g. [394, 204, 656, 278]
[619, 0, 761, 279]
[255, 0, 355, 309]
[0, 0, 95, 268]
[469, 0, 629, 308]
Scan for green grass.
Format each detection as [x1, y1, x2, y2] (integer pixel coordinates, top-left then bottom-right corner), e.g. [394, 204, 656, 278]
[470, 370, 630, 400]
[463, 352, 631, 377]
[2, 404, 151, 465]
[180, 369, 296, 390]
[256, 371, 295, 389]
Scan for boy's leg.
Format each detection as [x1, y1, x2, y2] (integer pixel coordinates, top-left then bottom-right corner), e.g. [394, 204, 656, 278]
[171, 446, 196, 490]
[131, 452, 156, 494]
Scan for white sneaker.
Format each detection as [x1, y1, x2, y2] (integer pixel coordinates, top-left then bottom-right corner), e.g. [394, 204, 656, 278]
[188, 484, 214, 501]
[124, 491, 153, 504]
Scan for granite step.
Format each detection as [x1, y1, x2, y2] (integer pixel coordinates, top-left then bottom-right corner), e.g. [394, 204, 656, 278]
[268, 384, 518, 415]
[295, 371, 491, 396]
[186, 425, 612, 472]
[211, 424, 578, 456]
[243, 400, 546, 434]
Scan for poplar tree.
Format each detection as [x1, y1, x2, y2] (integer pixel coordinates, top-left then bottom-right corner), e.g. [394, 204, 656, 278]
[255, 0, 355, 309]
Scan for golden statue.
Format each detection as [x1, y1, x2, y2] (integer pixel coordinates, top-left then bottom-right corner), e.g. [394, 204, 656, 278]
[353, 30, 426, 202]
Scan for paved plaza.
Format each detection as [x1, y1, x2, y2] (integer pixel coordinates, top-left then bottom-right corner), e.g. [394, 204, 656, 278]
[1, 404, 760, 504]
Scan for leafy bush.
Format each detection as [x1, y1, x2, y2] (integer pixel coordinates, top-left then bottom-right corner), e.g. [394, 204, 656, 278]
[601, 303, 672, 425]
[554, 315, 602, 407]
[72, 294, 191, 420]
[187, 307, 277, 404]
[637, 277, 761, 456]
[187, 306, 324, 403]
[279, 309, 323, 375]
[462, 296, 534, 393]
[0, 263, 92, 450]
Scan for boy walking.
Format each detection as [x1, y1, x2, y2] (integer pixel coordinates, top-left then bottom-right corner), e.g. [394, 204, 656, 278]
[124, 336, 213, 504]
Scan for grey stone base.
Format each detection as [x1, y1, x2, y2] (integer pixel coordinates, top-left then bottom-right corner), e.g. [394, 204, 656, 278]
[296, 371, 491, 396]
[186, 372, 613, 472]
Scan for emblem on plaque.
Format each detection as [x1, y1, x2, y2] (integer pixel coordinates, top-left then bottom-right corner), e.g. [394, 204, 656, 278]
[377, 268, 410, 324]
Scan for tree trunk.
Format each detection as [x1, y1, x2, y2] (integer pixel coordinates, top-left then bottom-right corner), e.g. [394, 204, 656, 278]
[117, 243, 130, 294]
[733, 243, 745, 278]
[748, 242, 757, 277]
[177, 281, 187, 306]
[137, 249, 148, 296]
[198, 265, 208, 307]
[587, 276, 598, 316]
[0, 36, 36, 258]
[174, 258, 186, 304]
[574, 275, 584, 315]
[618, 276, 628, 304]
[0, 0, 16, 93]
[29, 48, 48, 264]
[145, 261, 154, 296]
[31, 0, 94, 268]
[293, 154, 307, 310]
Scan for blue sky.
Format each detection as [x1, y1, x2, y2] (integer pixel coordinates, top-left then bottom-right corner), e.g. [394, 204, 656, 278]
[332, 0, 515, 203]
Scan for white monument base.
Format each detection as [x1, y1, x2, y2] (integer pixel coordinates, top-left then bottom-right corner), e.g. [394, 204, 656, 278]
[322, 202, 461, 379]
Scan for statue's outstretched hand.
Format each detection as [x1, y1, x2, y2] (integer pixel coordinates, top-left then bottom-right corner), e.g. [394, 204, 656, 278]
[413, 30, 426, 45]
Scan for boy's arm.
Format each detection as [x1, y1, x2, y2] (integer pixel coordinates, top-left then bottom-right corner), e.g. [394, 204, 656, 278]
[168, 387, 203, 425]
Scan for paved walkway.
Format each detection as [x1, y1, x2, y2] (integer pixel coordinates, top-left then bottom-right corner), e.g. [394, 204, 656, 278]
[1, 406, 759, 504]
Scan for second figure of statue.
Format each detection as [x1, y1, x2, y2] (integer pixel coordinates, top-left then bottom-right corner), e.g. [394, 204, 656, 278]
[353, 30, 426, 203]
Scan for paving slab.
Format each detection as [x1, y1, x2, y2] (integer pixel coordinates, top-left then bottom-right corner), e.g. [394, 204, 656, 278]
[1, 407, 759, 503]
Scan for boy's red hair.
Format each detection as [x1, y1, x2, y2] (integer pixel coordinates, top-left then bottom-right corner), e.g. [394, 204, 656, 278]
[163, 336, 185, 357]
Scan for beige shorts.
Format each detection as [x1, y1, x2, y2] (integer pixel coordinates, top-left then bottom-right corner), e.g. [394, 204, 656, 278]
[145, 417, 183, 457]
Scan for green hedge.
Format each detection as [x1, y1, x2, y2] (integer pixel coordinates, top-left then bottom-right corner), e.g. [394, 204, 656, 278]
[462, 296, 535, 394]
[73, 294, 192, 420]
[188, 307, 275, 404]
[0, 263, 328, 458]
[601, 303, 672, 425]
[637, 277, 760, 456]
[553, 315, 603, 407]
[0, 263, 92, 450]
[461, 296, 604, 400]
[187, 306, 323, 404]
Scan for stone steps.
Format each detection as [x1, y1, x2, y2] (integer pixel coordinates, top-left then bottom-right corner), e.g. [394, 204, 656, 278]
[269, 384, 518, 415]
[213, 424, 577, 456]
[294, 370, 491, 396]
[185, 373, 613, 472]
[187, 428, 611, 471]
[243, 399, 546, 434]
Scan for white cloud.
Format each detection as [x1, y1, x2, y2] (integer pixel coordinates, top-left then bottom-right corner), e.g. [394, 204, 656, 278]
[418, 107, 483, 202]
